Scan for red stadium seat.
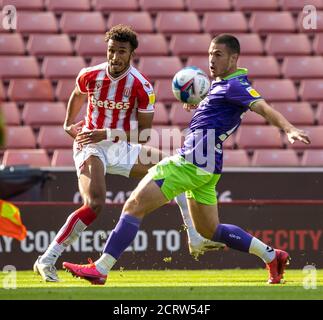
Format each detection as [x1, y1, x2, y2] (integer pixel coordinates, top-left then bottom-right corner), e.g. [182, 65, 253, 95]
[46, 0, 90, 11]
[286, 126, 323, 149]
[252, 149, 299, 166]
[2, 149, 50, 167]
[297, 10, 323, 32]
[154, 79, 177, 103]
[55, 79, 76, 101]
[301, 150, 323, 166]
[153, 102, 169, 125]
[1, 102, 20, 125]
[37, 126, 73, 149]
[186, 0, 231, 11]
[156, 12, 200, 34]
[60, 12, 105, 34]
[233, 0, 279, 11]
[5, 126, 36, 148]
[203, 12, 248, 33]
[90, 57, 106, 66]
[282, 57, 323, 79]
[281, 0, 323, 11]
[8, 79, 54, 101]
[17, 12, 58, 33]
[22, 102, 66, 126]
[234, 34, 264, 55]
[135, 34, 168, 56]
[238, 56, 280, 78]
[241, 111, 266, 125]
[223, 134, 235, 149]
[0, 81, 5, 100]
[271, 102, 315, 125]
[236, 126, 283, 149]
[315, 102, 323, 124]
[169, 102, 194, 126]
[107, 12, 154, 33]
[93, 0, 139, 11]
[51, 149, 74, 167]
[186, 56, 209, 74]
[265, 34, 311, 56]
[253, 80, 297, 102]
[137, 57, 182, 79]
[0, 34, 25, 55]
[0, 56, 40, 79]
[299, 80, 323, 102]
[2, 0, 44, 10]
[249, 12, 296, 33]
[75, 34, 107, 56]
[139, 0, 185, 11]
[169, 34, 212, 56]
[223, 150, 250, 167]
[42, 57, 86, 79]
[312, 33, 323, 55]
[27, 34, 73, 56]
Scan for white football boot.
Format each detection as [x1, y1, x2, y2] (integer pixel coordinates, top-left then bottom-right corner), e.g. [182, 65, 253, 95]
[33, 256, 60, 282]
[189, 238, 226, 260]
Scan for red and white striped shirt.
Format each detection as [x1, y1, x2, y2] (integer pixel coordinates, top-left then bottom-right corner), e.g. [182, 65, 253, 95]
[76, 62, 155, 131]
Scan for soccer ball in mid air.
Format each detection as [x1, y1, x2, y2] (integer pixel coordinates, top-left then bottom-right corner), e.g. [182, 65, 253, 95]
[172, 66, 210, 105]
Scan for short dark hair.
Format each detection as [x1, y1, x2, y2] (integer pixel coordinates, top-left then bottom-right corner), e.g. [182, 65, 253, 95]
[105, 24, 138, 51]
[212, 34, 240, 55]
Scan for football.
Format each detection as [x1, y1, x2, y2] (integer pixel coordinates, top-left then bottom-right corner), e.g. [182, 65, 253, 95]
[172, 66, 210, 105]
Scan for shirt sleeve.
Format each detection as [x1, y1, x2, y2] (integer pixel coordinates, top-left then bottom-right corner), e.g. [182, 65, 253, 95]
[75, 68, 88, 94]
[137, 80, 155, 113]
[226, 79, 263, 109]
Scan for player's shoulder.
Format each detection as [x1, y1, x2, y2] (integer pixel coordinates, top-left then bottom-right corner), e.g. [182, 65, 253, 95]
[78, 62, 108, 78]
[129, 65, 153, 89]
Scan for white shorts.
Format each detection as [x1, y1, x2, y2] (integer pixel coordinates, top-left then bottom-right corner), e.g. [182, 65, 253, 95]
[73, 140, 142, 177]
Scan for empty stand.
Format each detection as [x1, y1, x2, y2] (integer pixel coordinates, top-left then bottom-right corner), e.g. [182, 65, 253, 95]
[186, 56, 209, 74]
[0, 56, 40, 78]
[153, 102, 169, 125]
[37, 126, 73, 149]
[186, 0, 231, 11]
[90, 57, 107, 66]
[282, 57, 323, 79]
[55, 79, 76, 101]
[223, 150, 250, 167]
[93, 0, 139, 11]
[238, 56, 280, 78]
[281, 0, 323, 11]
[203, 12, 248, 33]
[135, 34, 168, 56]
[154, 79, 177, 103]
[139, 0, 185, 11]
[2, 149, 50, 167]
[287, 126, 323, 149]
[233, 0, 279, 11]
[169, 34, 212, 56]
[0, 81, 5, 100]
[301, 150, 323, 166]
[169, 102, 194, 126]
[1, 102, 20, 125]
[252, 149, 299, 166]
[46, 0, 91, 12]
[51, 149, 74, 167]
[299, 80, 323, 102]
[315, 103, 323, 124]
[234, 34, 264, 55]
[5, 126, 36, 148]
[313, 33, 323, 55]
[0, 34, 25, 55]
[75, 34, 107, 56]
[222, 134, 235, 149]
[2, 0, 44, 10]
[17, 12, 58, 33]
[241, 111, 266, 125]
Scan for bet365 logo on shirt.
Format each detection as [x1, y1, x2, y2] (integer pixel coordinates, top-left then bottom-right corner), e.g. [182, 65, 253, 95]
[246, 86, 261, 98]
[91, 96, 130, 110]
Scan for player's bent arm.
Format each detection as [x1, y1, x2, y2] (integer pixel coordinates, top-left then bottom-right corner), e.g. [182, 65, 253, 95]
[250, 100, 310, 145]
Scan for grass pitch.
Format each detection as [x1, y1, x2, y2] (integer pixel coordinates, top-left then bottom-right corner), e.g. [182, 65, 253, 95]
[0, 269, 322, 300]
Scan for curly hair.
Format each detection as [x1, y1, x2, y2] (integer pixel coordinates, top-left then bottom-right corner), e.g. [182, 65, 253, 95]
[105, 24, 138, 51]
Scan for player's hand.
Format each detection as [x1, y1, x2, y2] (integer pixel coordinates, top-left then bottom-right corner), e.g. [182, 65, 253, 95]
[64, 120, 84, 139]
[286, 127, 311, 145]
[183, 104, 198, 112]
[75, 129, 107, 146]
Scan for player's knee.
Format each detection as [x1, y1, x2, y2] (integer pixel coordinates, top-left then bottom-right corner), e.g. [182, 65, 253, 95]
[85, 197, 105, 215]
[123, 193, 146, 218]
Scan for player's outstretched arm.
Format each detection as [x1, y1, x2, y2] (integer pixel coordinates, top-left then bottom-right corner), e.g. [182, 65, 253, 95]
[250, 100, 311, 145]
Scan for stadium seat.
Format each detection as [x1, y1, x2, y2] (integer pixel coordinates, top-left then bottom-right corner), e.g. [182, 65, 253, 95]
[107, 12, 154, 33]
[233, 0, 279, 11]
[0, 56, 40, 79]
[301, 150, 323, 166]
[55, 79, 76, 101]
[299, 80, 323, 102]
[153, 102, 169, 125]
[2, 149, 50, 167]
[8, 79, 54, 101]
[0, 81, 5, 100]
[27, 34, 73, 56]
[0, 34, 25, 55]
[315, 102, 323, 124]
[75, 34, 107, 56]
[222, 134, 235, 149]
[169, 102, 194, 126]
[312, 33, 323, 55]
[241, 110, 266, 125]
[236, 126, 283, 149]
[93, 0, 139, 11]
[169, 34, 212, 56]
[90, 57, 106, 66]
[271, 102, 315, 125]
[156, 12, 200, 34]
[38, 126, 73, 149]
[42, 57, 86, 79]
[223, 150, 250, 167]
[46, 0, 91, 11]
[238, 56, 280, 78]
[135, 34, 168, 56]
[186, 0, 231, 12]
[281, 0, 323, 11]
[297, 10, 323, 32]
[286, 126, 323, 149]
[17, 12, 58, 33]
[265, 34, 311, 56]
[1, 102, 20, 125]
[253, 79, 297, 102]
[203, 12, 248, 33]
[5, 126, 36, 148]
[60, 12, 106, 34]
[249, 12, 296, 33]
[186, 56, 209, 74]
[137, 57, 182, 79]
[153, 79, 177, 103]
[252, 149, 299, 166]
[234, 34, 264, 55]
[139, 0, 185, 11]
[2, 0, 44, 10]
[22, 102, 66, 126]
[282, 57, 323, 79]
[51, 149, 74, 167]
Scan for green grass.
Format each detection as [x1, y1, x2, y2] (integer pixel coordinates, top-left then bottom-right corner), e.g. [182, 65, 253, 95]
[0, 269, 322, 300]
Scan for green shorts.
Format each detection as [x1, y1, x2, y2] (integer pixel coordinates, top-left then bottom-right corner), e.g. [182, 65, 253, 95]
[148, 154, 221, 205]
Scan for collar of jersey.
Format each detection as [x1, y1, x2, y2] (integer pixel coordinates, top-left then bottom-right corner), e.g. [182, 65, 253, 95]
[106, 64, 132, 81]
[221, 68, 248, 81]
